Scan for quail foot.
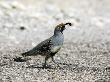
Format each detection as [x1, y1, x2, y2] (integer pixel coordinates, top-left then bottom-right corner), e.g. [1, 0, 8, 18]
[22, 22, 72, 68]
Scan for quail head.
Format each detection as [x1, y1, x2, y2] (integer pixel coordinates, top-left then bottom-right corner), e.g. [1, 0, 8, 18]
[22, 22, 72, 68]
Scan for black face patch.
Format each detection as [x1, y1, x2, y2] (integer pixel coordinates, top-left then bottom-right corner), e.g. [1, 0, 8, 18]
[60, 26, 65, 33]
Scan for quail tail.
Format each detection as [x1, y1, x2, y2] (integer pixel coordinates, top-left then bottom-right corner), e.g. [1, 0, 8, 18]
[21, 51, 31, 57]
[22, 52, 27, 57]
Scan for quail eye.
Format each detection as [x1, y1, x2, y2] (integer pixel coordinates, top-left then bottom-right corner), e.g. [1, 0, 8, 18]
[58, 27, 61, 30]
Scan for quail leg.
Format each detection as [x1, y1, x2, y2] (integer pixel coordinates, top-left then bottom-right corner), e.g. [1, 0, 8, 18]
[43, 56, 50, 68]
[51, 56, 60, 67]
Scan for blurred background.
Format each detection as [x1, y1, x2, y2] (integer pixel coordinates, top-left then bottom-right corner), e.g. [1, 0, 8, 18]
[0, 0, 110, 82]
[0, 0, 110, 47]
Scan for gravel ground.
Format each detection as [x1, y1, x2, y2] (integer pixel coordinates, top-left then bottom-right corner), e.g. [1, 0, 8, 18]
[0, 0, 110, 82]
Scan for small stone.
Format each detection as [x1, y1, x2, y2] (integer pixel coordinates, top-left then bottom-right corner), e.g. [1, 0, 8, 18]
[20, 26, 25, 30]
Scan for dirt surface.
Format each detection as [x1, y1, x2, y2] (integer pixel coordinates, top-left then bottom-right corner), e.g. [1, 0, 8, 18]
[0, 0, 110, 82]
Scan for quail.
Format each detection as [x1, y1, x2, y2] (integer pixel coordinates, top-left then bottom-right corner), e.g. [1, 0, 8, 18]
[22, 22, 72, 68]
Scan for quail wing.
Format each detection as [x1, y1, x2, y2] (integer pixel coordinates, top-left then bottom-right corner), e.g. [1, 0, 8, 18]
[22, 37, 53, 56]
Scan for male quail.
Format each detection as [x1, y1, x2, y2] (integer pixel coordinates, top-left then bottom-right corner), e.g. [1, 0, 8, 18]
[22, 22, 72, 68]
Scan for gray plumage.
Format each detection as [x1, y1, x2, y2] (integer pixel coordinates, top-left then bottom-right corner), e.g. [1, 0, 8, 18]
[22, 22, 72, 68]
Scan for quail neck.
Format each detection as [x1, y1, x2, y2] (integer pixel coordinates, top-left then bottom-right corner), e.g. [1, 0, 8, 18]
[50, 30, 64, 53]
[52, 27, 64, 46]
